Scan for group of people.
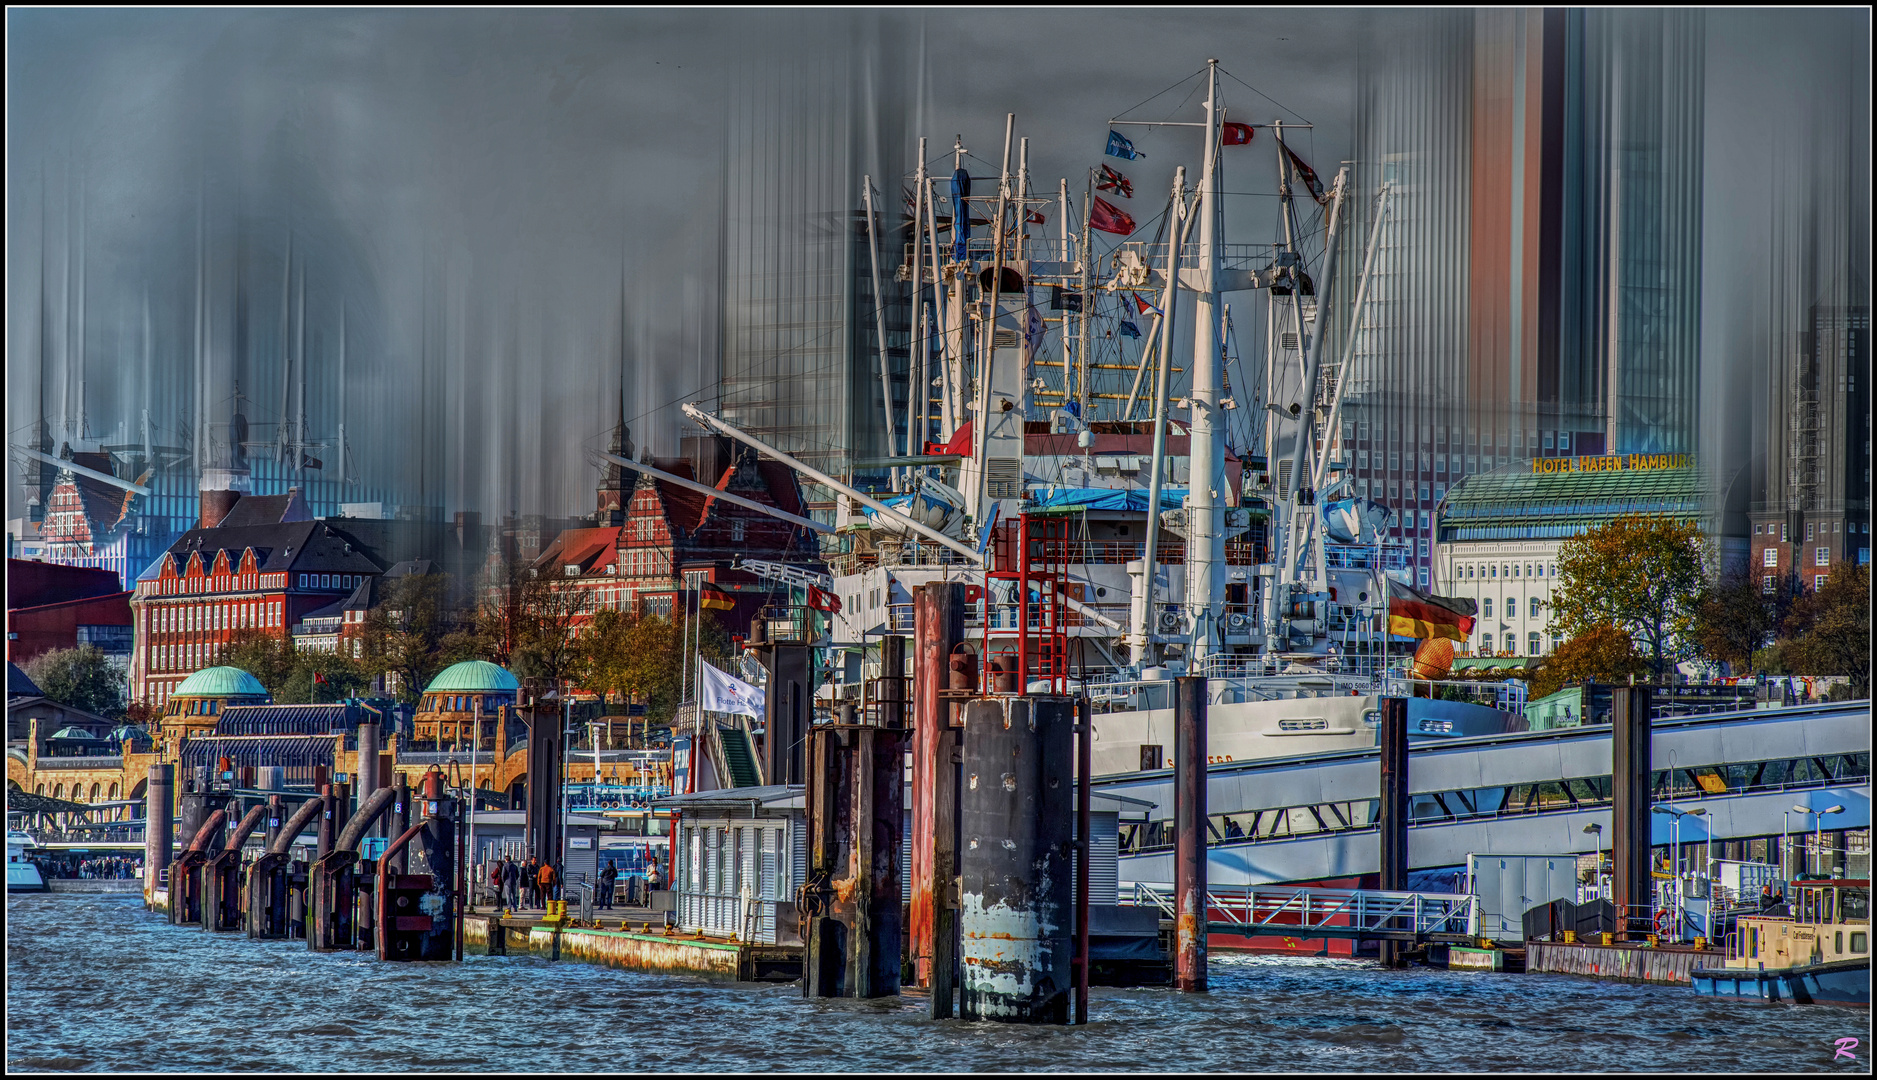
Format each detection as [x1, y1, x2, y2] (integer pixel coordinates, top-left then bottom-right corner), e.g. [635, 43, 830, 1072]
[489, 855, 561, 909]
[38, 855, 141, 879]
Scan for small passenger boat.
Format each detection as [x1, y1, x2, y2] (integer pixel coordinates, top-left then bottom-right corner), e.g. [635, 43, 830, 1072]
[1691, 878, 1870, 1005]
[7, 830, 48, 893]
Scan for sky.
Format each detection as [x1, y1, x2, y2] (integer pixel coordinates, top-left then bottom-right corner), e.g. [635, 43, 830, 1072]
[5, 8, 1868, 522]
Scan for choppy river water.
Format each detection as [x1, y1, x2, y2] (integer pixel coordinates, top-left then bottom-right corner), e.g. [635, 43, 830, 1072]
[5, 893, 1868, 1072]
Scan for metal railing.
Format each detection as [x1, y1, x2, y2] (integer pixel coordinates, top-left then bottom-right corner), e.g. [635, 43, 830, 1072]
[1127, 882, 1478, 940]
[34, 756, 126, 769]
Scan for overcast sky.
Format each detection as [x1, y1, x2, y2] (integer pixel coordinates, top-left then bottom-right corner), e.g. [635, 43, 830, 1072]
[6, 8, 1868, 520]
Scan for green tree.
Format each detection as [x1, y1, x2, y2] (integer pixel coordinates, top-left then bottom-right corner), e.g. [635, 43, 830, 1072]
[359, 571, 462, 705]
[512, 575, 590, 695]
[220, 628, 299, 699]
[1551, 514, 1709, 681]
[1780, 563, 1870, 694]
[1529, 622, 1650, 699]
[279, 651, 373, 705]
[23, 644, 125, 718]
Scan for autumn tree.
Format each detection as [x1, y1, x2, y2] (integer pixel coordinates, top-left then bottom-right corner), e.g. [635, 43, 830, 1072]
[23, 644, 126, 718]
[1779, 563, 1870, 694]
[1551, 514, 1709, 681]
[509, 573, 590, 696]
[1529, 622, 1651, 699]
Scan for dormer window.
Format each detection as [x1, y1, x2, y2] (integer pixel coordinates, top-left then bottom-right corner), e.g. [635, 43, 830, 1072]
[564, 564, 581, 577]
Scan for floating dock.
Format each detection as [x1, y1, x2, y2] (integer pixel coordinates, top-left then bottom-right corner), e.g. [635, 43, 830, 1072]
[1525, 940, 1724, 985]
[467, 914, 801, 982]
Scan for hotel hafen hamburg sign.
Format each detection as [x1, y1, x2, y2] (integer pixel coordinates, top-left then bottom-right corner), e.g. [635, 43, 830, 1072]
[1531, 452, 1693, 475]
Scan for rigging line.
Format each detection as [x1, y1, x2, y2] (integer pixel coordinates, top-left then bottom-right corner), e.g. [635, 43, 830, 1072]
[1162, 76, 1205, 125]
[1216, 67, 1311, 126]
[1108, 67, 1209, 123]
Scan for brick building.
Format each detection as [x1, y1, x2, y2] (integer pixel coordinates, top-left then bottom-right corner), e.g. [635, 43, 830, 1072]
[127, 490, 387, 706]
[528, 434, 823, 638]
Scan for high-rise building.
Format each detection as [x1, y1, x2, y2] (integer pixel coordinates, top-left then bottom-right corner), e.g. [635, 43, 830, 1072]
[715, 16, 915, 508]
[1337, 8, 1706, 588]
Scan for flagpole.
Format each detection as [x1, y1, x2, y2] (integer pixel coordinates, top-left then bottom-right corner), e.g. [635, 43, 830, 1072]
[913, 138, 930, 459]
[1132, 165, 1188, 667]
[1079, 170, 1093, 419]
[973, 112, 1016, 521]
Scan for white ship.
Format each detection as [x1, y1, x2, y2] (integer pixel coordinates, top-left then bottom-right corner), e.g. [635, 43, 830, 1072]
[685, 63, 1518, 773]
[8, 830, 48, 893]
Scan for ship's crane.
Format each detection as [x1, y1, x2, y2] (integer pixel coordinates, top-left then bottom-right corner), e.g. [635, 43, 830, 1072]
[733, 558, 834, 592]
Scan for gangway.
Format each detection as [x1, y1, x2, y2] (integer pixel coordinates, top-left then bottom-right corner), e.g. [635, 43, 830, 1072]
[735, 558, 833, 592]
[1129, 882, 1478, 944]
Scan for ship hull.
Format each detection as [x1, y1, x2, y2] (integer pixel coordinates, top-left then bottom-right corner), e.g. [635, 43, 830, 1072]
[1690, 958, 1871, 1006]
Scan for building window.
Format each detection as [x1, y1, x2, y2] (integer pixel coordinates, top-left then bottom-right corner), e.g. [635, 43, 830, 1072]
[1482, 598, 1493, 618]
[1417, 567, 1428, 587]
[1754, 524, 1762, 535]
[1807, 522, 1814, 541]
[1529, 632, 1541, 656]
[1480, 633, 1492, 653]
[1490, 565, 1498, 578]
[1510, 597, 1521, 617]
[1815, 547, 1830, 567]
[1762, 575, 1775, 595]
[1815, 574, 1827, 590]
[1418, 539, 1430, 558]
[1763, 548, 1778, 567]
[732, 520, 745, 543]
[1435, 482, 1446, 500]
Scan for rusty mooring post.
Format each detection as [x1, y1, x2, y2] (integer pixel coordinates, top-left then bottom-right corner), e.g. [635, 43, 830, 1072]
[316, 784, 336, 860]
[801, 677, 908, 1000]
[911, 583, 965, 1015]
[959, 695, 1074, 1022]
[389, 775, 411, 875]
[1612, 686, 1653, 940]
[1377, 696, 1409, 968]
[377, 768, 460, 961]
[248, 794, 324, 939]
[145, 763, 174, 901]
[1174, 675, 1207, 992]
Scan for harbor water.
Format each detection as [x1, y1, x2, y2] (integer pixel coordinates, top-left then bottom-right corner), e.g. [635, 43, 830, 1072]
[6, 893, 1866, 1072]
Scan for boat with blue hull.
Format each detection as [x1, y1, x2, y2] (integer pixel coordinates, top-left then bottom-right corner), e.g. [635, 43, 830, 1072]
[1692, 879, 1870, 1006]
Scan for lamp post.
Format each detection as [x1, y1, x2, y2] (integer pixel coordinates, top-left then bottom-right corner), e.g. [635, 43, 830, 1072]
[1583, 822, 1605, 899]
[1791, 804, 1847, 879]
[1653, 805, 1706, 942]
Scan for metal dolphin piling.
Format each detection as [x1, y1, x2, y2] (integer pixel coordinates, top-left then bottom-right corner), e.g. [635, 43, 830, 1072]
[309, 786, 400, 952]
[201, 805, 268, 932]
[169, 809, 229, 927]
[247, 793, 329, 940]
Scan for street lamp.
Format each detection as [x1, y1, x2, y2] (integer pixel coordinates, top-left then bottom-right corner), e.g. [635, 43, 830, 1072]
[1583, 822, 1605, 898]
[1653, 805, 1706, 941]
[1791, 804, 1846, 879]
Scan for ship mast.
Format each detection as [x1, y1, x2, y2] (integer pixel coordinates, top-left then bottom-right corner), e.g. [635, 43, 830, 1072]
[1186, 59, 1226, 662]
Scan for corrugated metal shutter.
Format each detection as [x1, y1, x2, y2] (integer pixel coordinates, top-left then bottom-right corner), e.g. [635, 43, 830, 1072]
[741, 827, 758, 941]
[900, 807, 912, 889]
[566, 827, 598, 886]
[1091, 812, 1120, 906]
[761, 828, 780, 945]
[790, 817, 807, 900]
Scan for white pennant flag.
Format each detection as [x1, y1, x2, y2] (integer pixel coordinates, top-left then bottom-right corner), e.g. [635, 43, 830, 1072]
[697, 658, 765, 719]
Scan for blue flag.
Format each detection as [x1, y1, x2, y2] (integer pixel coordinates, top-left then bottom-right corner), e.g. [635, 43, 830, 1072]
[1118, 320, 1141, 339]
[1106, 130, 1144, 160]
[950, 168, 971, 262]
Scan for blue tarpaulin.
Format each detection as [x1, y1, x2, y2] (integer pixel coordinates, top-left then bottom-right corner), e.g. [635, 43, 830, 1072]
[1029, 487, 1189, 513]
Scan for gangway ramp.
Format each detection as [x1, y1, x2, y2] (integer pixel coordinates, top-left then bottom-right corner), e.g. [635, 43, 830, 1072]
[1128, 883, 1477, 944]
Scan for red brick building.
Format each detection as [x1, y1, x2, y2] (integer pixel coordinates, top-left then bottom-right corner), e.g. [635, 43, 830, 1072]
[128, 490, 387, 705]
[528, 435, 823, 637]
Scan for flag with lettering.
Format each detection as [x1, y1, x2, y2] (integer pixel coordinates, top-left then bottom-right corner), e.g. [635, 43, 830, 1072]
[1222, 122, 1255, 146]
[1106, 130, 1144, 160]
[1089, 196, 1136, 235]
[697, 658, 765, 718]
[1097, 164, 1134, 198]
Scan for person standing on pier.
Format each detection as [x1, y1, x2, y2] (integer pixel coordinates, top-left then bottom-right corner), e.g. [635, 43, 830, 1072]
[501, 857, 520, 909]
[599, 860, 617, 910]
[537, 860, 558, 904]
[523, 855, 540, 907]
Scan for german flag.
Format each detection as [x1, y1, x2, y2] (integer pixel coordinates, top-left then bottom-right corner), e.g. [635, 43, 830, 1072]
[699, 584, 735, 611]
[1386, 578, 1477, 642]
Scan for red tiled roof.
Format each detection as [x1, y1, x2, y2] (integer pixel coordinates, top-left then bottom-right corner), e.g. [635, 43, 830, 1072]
[530, 526, 624, 576]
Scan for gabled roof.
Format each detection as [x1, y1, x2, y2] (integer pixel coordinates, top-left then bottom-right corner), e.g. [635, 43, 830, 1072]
[218, 490, 313, 529]
[162, 520, 384, 577]
[530, 527, 623, 577]
[8, 661, 43, 699]
[61, 452, 137, 536]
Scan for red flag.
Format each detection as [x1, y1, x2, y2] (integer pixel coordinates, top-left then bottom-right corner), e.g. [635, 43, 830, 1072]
[1024, 209, 1047, 225]
[1284, 145, 1329, 205]
[1089, 196, 1136, 236]
[1132, 292, 1161, 317]
[1222, 122, 1254, 146]
[313, 671, 327, 685]
[806, 586, 841, 614]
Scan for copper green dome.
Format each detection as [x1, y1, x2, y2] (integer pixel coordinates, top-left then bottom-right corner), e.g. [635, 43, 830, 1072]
[423, 661, 520, 694]
[172, 666, 269, 699]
